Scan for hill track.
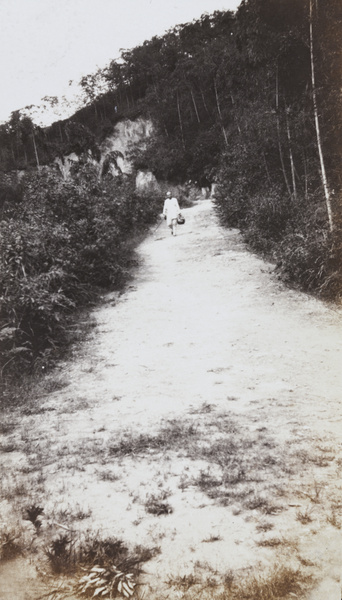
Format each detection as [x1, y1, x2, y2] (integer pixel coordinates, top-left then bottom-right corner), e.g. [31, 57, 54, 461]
[1, 199, 341, 599]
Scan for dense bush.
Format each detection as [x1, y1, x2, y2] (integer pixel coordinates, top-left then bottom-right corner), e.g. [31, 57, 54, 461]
[276, 229, 342, 296]
[214, 175, 342, 299]
[0, 166, 160, 377]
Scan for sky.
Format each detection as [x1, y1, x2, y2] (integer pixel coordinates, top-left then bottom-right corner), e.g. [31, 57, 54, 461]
[0, 0, 240, 125]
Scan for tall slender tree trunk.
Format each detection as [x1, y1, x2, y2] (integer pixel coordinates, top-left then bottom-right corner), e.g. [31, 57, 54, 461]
[284, 105, 297, 201]
[32, 130, 40, 170]
[214, 80, 228, 148]
[263, 152, 271, 183]
[276, 121, 291, 196]
[230, 94, 242, 135]
[200, 89, 210, 115]
[177, 93, 186, 150]
[275, 68, 291, 197]
[303, 152, 309, 201]
[309, 0, 333, 231]
[190, 89, 201, 124]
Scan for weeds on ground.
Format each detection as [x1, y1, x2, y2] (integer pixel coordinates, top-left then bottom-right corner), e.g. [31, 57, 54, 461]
[224, 565, 312, 600]
[24, 504, 44, 532]
[0, 401, 337, 600]
[44, 533, 160, 598]
[255, 536, 296, 548]
[40, 377, 70, 395]
[179, 472, 192, 491]
[302, 481, 324, 504]
[163, 564, 311, 600]
[166, 573, 200, 592]
[189, 402, 215, 414]
[0, 529, 23, 561]
[71, 505, 92, 521]
[255, 521, 274, 533]
[97, 469, 121, 482]
[49, 503, 92, 525]
[326, 509, 341, 529]
[144, 491, 173, 515]
[296, 506, 314, 525]
[109, 421, 197, 457]
[1, 475, 31, 500]
[292, 445, 335, 468]
[105, 411, 337, 520]
[195, 469, 223, 491]
[243, 493, 283, 515]
[202, 534, 222, 543]
[46, 535, 76, 574]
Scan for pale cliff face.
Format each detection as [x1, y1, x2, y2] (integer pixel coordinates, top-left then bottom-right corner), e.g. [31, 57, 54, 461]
[100, 118, 153, 175]
[55, 118, 153, 180]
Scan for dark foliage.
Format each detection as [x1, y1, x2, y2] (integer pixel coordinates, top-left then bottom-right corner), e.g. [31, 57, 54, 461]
[24, 505, 44, 531]
[0, 166, 160, 379]
[45, 533, 158, 577]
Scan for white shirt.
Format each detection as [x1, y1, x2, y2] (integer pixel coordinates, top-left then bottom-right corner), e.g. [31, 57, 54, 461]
[163, 197, 180, 224]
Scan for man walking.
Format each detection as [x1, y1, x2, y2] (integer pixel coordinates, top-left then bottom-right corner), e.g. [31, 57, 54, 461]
[163, 191, 181, 236]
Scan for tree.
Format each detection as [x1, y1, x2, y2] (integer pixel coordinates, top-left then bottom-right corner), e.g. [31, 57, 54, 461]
[309, 0, 334, 231]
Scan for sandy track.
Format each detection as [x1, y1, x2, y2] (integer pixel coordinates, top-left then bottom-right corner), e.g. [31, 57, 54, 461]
[1, 199, 342, 599]
[54, 199, 342, 432]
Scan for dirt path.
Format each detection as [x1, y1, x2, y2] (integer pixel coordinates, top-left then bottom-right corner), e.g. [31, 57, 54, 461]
[1, 200, 342, 599]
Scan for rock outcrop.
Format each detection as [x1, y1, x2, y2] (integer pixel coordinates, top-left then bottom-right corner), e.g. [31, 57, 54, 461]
[100, 118, 153, 175]
[55, 118, 157, 190]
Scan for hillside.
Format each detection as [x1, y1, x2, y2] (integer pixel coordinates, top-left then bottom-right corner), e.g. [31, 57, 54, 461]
[1, 0, 341, 301]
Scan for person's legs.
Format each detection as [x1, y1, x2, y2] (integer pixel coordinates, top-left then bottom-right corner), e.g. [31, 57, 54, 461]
[171, 218, 177, 236]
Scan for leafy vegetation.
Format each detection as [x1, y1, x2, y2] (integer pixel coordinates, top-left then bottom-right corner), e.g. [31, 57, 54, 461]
[0, 165, 160, 379]
[222, 565, 312, 600]
[77, 564, 136, 598]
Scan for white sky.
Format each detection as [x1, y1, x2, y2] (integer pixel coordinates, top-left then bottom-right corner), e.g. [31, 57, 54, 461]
[0, 0, 240, 125]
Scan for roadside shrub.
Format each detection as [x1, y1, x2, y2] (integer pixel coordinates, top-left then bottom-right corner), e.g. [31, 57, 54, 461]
[276, 229, 342, 297]
[0, 165, 161, 378]
[45, 533, 158, 598]
[215, 169, 342, 299]
[46, 534, 74, 574]
[228, 565, 311, 600]
[248, 189, 296, 241]
[0, 179, 23, 218]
